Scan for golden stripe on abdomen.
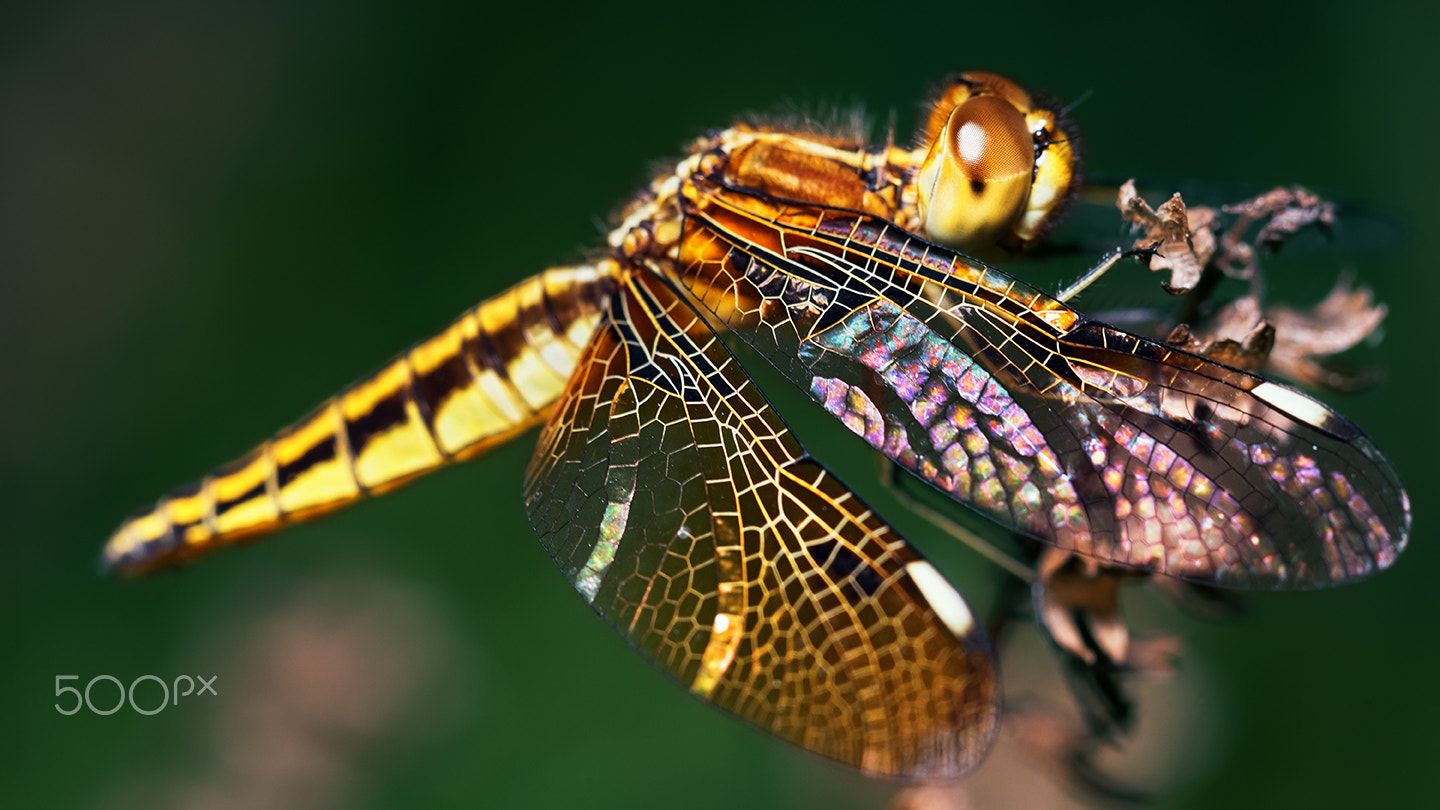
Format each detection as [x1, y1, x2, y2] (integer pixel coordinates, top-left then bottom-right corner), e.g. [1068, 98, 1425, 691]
[103, 262, 616, 575]
[273, 404, 354, 512]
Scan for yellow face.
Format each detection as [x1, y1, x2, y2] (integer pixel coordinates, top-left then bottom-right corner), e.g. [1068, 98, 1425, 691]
[915, 72, 1078, 252]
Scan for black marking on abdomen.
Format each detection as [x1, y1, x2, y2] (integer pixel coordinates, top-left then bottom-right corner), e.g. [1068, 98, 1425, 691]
[214, 480, 265, 515]
[277, 434, 338, 489]
[344, 390, 409, 455]
[413, 351, 474, 414]
[404, 362, 439, 449]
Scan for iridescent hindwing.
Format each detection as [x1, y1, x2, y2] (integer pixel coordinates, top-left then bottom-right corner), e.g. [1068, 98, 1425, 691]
[523, 268, 998, 778]
[675, 175, 1409, 589]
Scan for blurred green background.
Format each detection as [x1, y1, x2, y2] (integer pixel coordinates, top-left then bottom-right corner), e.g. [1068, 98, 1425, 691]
[4, 1, 1437, 807]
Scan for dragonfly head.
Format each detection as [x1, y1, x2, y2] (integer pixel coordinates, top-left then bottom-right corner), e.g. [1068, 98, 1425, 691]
[916, 72, 1079, 252]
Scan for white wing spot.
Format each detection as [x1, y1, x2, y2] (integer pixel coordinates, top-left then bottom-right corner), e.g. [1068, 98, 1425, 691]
[905, 560, 975, 638]
[1252, 381, 1335, 431]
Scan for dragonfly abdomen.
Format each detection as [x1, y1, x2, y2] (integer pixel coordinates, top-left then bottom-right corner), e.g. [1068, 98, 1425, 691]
[102, 263, 616, 575]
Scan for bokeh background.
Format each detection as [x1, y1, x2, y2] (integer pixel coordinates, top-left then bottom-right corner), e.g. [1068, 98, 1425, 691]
[4, 1, 1437, 807]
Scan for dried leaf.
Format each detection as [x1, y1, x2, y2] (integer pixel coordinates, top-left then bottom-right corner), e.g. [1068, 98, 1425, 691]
[1116, 182, 1340, 293]
[1165, 296, 1276, 372]
[1222, 185, 1336, 249]
[1214, 185, 1336, 277]
[1165, 277, 1385, 391]
[1035, 549, 1136, 666]
[1116, 180, 1214, 293]
[1003, 702, 1151, 804]
[1265, 275, 1387, 390]
[1126, 636, 1183, 679]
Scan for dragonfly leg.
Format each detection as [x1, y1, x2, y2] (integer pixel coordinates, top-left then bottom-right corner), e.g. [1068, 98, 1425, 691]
[1056, 242, 1162, 303]
[878, 458, 1036, 583]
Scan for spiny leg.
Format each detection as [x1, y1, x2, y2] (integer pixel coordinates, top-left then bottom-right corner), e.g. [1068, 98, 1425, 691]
[1056, 242, 1162, 303]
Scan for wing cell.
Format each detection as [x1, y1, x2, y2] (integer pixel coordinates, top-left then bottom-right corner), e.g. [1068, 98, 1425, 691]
[524, 269, 998, 778]
[675, 174, 1409, 589]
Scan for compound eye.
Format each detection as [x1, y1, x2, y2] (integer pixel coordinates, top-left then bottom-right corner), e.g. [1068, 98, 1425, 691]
[917, 94, 1036, 249]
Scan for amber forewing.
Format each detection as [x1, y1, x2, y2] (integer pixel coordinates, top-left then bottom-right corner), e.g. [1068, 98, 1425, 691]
[523, 270, 998, 778]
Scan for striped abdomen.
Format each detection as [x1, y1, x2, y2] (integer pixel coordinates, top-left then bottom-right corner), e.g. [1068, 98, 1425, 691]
[103, 262, 617, 575]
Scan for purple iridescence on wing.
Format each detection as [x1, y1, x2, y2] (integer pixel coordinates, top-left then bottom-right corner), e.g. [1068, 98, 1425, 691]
[1059, 343, 1403, 583]
[800, 296, 1404, 586]
[811, 378, 885, 447]
[808, 301, 1085, 538]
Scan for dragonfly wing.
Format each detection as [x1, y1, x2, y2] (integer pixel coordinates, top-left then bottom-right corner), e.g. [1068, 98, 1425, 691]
[523, 269, 998, 779]
[676, 175, 1409, 589]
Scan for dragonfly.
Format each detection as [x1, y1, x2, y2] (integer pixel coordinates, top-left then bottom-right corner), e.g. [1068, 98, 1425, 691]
[101, 72, 1411, 781]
